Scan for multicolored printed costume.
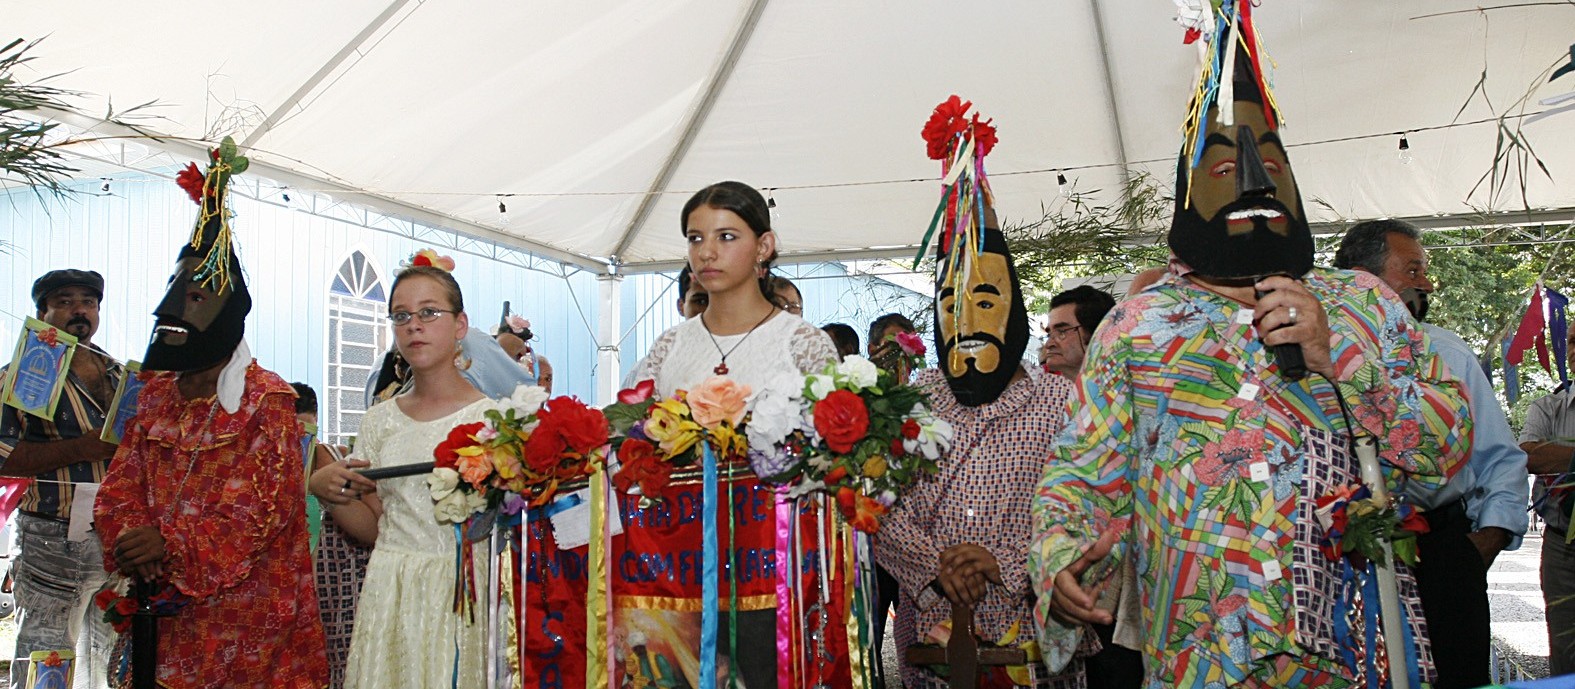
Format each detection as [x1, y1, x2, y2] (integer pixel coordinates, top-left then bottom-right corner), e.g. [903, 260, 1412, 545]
[95, 364, 329, 688]
[1029, 267, 1471, 687]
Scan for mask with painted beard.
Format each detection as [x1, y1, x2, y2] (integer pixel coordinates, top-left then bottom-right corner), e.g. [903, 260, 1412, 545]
[1169, 45, 1313, 282]
[933, 211, 1030, 407]
[143, 143, 252, 372]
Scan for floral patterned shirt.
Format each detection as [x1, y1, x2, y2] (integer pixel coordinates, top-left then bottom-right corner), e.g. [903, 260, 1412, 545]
[1029, 268, 1472, 688]
[95, 362, 328, 689]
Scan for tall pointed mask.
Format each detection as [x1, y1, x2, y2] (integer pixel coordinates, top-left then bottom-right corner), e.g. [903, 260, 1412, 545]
[144, 138, 253, 372]
[1169, 43, 1313, 281]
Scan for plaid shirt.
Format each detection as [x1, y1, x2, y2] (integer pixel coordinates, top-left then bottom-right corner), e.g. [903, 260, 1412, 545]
[0, 357, 123, 520]
[877, 367, 1081, 688]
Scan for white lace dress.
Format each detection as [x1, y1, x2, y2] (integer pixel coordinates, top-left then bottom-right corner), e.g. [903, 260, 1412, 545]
[342, 398, 492, 689]
[630, 311, 838, 396]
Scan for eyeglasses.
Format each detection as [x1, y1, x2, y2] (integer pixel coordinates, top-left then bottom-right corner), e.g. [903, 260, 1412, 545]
[388, 307, 457, 326]
[1046, 323, 1082, 340]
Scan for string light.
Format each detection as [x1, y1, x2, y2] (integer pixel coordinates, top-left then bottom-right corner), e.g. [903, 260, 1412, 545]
[497, 195, 509, 226]
[766, 189, 777, 208]
[100, 178, 111, 193]
[1398, 132, 1413, 165]
[1056, 171, 1069, 195]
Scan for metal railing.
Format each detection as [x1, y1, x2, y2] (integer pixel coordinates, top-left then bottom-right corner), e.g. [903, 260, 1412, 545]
[1490, 642, 1542, 684]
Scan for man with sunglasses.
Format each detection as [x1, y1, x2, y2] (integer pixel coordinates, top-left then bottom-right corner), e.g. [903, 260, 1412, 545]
[1040, 286, 1115, 379]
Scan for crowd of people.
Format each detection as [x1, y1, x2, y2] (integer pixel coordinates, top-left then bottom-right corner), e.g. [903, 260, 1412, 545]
[0, 27, 1570, 689]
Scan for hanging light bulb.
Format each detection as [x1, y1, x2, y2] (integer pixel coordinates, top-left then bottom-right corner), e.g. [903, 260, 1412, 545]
[1056, 171, 1069, 196]
[767, 189, 782, 224]
[497, 196, 510, 226]
[1397, 132, 1412, 165]
[100, 178, 111, 193]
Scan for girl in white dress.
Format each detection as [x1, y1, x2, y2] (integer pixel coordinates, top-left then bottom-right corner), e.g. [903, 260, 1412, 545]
[310, 263, 491, 689]
[620, 181, 839, 689]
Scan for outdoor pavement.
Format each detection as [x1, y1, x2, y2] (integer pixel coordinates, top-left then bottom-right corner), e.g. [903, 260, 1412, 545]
[1492, 527, 1556, 679]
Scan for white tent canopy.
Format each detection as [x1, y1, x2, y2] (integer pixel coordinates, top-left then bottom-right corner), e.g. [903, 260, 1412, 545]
[12, 1, 1575, 273]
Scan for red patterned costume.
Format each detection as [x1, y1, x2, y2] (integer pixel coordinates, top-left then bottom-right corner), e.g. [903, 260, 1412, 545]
[95, 363, 328, 689]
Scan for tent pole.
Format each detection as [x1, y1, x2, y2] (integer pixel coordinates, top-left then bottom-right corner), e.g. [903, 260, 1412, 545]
[596, 271, 625, 407]
[1086, 0, 1132, 193]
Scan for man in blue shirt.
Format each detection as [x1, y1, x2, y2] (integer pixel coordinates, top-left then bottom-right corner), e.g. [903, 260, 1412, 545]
[1335, 219, 1529, 688]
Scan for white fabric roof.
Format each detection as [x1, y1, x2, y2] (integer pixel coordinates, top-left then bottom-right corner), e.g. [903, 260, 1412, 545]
[13, 1, 1575, 272]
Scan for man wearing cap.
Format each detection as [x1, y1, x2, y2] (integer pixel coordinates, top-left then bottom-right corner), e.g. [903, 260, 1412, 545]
[0, 268, 124, 688]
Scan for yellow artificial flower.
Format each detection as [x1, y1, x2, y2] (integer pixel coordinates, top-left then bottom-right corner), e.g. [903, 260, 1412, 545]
[862, 455, 887, 479]
[646, 399, 702, 457]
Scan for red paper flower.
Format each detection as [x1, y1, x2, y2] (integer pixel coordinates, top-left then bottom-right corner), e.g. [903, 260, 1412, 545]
[889, 438, 906, 457]
[433, 422, 486, 470]
[114, 597, 135, 616]
[922, 95, 974, 160]
[814, 390, 871, 454]
[43, 650, 63, 667]
[824, 465, 849, 485]
[901, 419, 921, 440]
[537, 396, 609, 456]
[1398, 505, 1430, 535]
[970, 113, 998, 158]
[176, 162, 206, 204]
[618, 379, 657, 405]
[35, 328, 58, 347]
[613, 438, 672, 496]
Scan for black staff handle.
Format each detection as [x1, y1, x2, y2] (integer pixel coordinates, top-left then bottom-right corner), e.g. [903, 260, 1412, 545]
[131, 580, 159, 689]
[355, 462, 437, 480]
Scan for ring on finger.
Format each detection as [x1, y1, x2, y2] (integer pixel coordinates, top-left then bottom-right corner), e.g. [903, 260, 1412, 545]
[339, 485, 346, 495]
[1287, 305, 1299, 325]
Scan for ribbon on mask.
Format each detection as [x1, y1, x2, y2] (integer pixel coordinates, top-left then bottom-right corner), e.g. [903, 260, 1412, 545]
[701, 442, 720, 689]
[775, 486, 794, 689]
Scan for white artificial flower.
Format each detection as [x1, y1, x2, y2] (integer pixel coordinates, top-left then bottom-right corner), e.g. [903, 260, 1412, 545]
[837, 356, 880, 389]
[464, 490, 488, 515]
[428, 467, 460, 501]
[433, 489, 471, 523]
[507, 384, 550, 417]
[901, 404, 954, 461]
[746, 383, 809, 449]
[805, 374, 835, 400]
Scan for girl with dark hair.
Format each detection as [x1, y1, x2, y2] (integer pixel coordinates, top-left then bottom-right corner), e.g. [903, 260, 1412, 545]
[309, 258, 492, 689]
[619, 181, 839, 688]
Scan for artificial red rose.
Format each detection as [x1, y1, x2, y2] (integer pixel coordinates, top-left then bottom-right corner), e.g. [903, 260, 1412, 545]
[176, 162, 206, 204]
[618, 379, 657, 405]
[433, 422, 485, 469]
[901, 419, 921, 440]
[522, 428, 569, 475]
[922, 95, 973, 160]
[890, 438, 906, 457]
[613, 438, 672, 496]
[538, 396, 610, 455]
[115, 598, 135, 616]
[813, 389, 870, 454]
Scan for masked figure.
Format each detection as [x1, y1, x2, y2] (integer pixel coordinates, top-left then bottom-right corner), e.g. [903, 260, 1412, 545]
[933, 208, 1030, 407]
[143, 147, 253, 373]
[94, 138, 329, 689]
[1168, 44, 1314, 283]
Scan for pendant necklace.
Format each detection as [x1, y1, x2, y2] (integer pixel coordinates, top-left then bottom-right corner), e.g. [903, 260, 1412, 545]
[702, 308, 777, 375]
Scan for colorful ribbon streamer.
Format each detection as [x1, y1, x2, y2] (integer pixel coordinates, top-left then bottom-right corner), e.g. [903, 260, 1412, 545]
[588, 470, 610, 688]
[775, 487, 794, 689]
[700, 443, 720, 689]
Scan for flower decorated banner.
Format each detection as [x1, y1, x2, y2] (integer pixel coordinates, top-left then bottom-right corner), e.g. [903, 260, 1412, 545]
[2, 317, 78, 420]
